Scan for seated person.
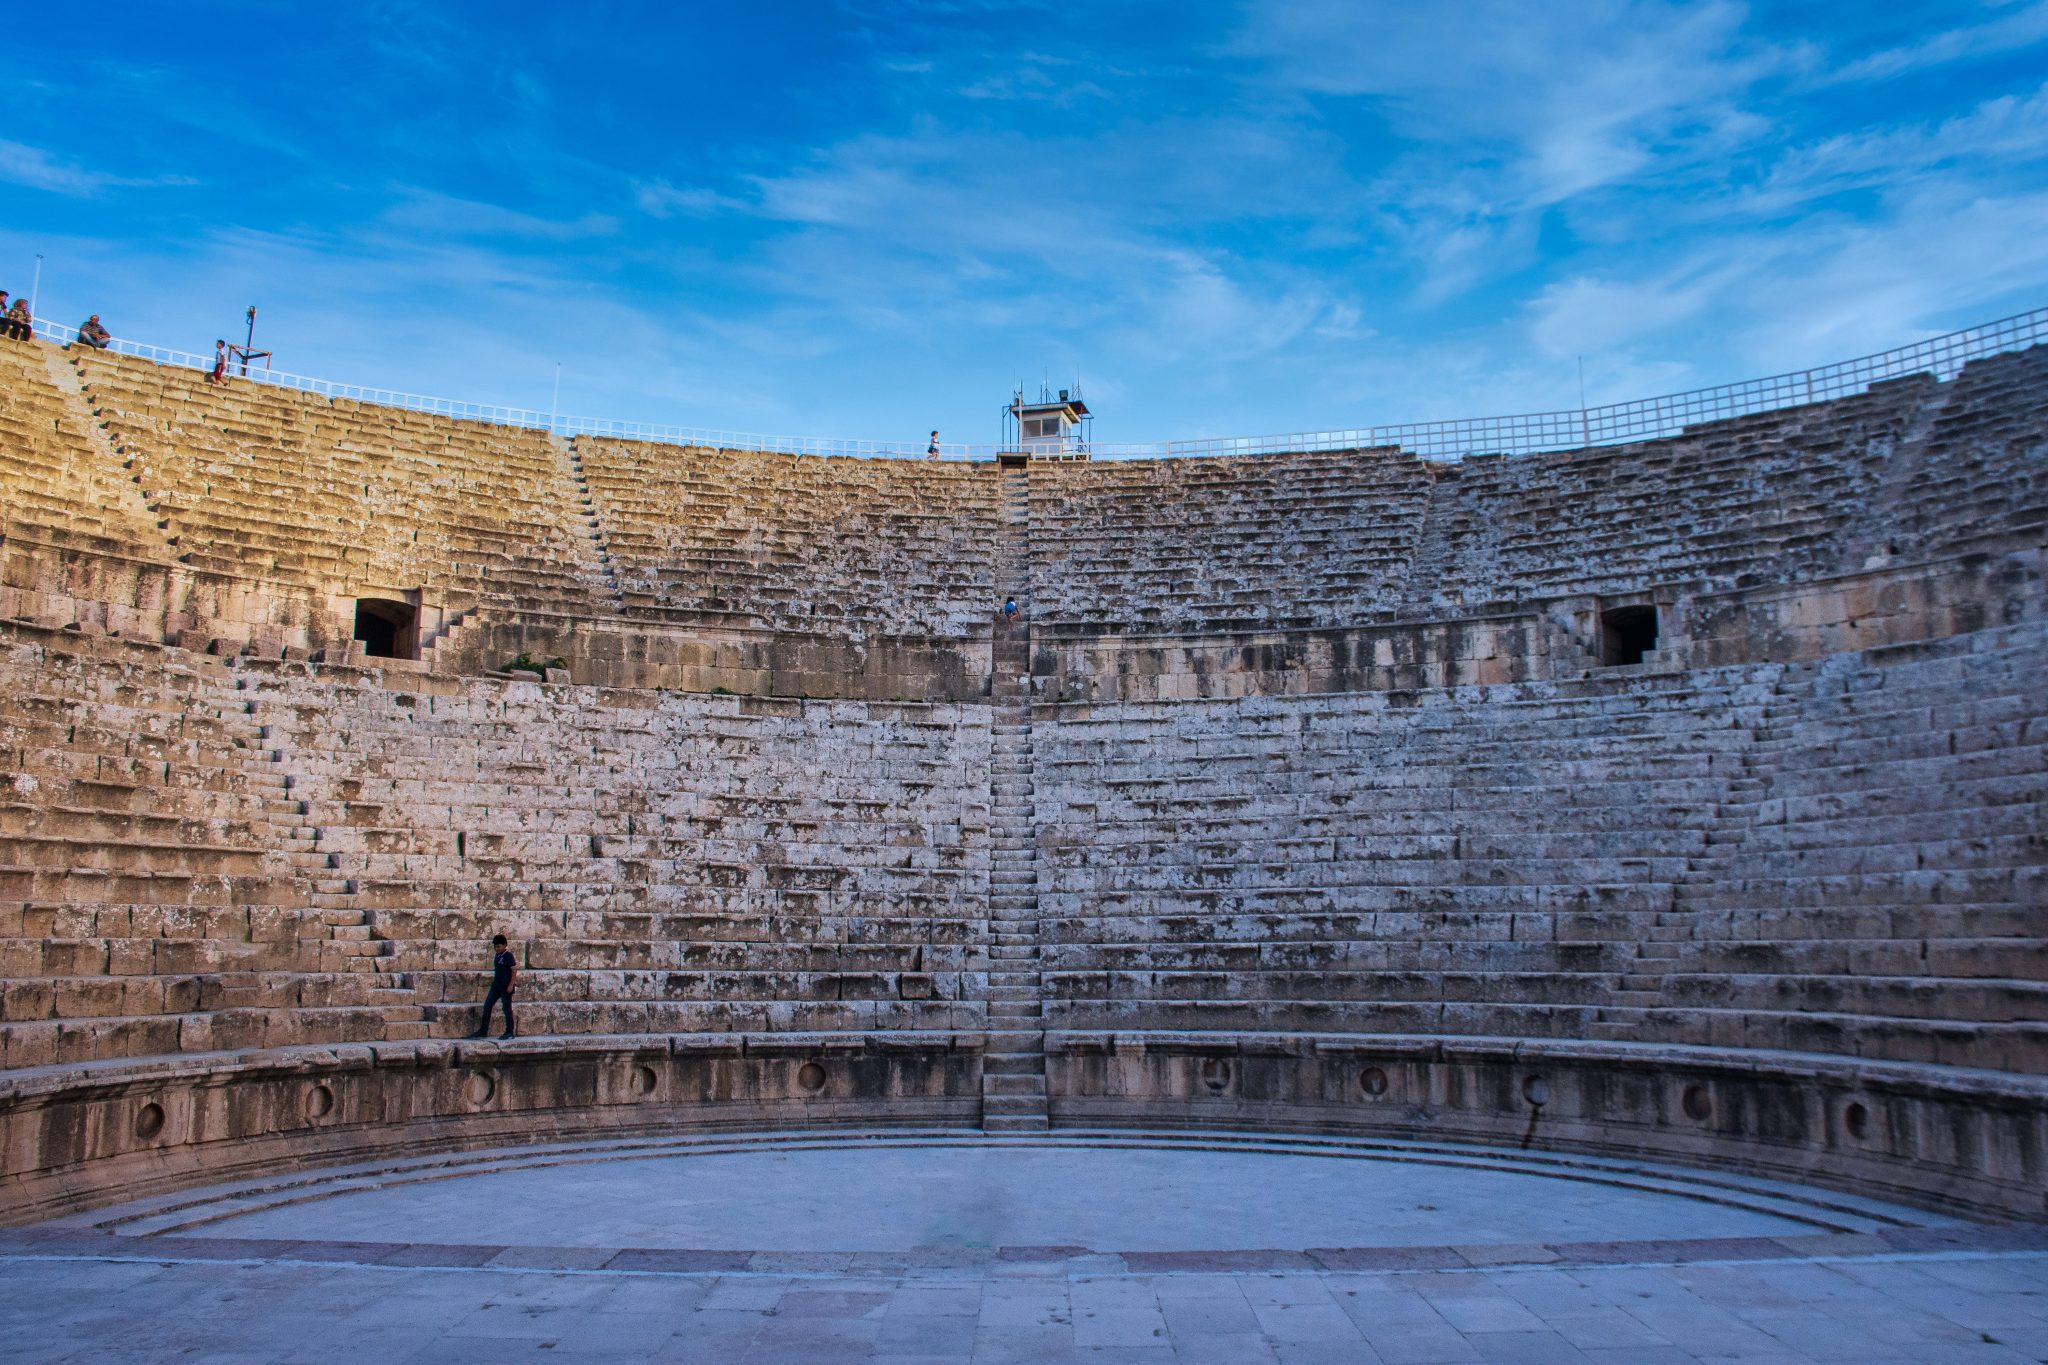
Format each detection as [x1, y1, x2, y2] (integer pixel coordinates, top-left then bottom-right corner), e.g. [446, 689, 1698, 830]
[76, 314, 111, 349]
[1001, 596, 1020, 620]
[5, 299, 31, 341]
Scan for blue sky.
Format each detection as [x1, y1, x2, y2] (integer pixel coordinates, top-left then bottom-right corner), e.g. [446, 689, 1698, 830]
[3, 1, 2046, 445]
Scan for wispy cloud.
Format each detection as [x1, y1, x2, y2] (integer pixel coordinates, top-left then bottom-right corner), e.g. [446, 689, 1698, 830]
[0, 139, 197, 197]
[1823, 0, 2048, 83]
[3, 3, 2046, 446]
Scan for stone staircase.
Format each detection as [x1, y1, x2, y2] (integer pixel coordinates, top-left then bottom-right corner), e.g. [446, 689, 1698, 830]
[556, 437, 626, 608]
[983, 463, 1049, 1133]
[44, 350, 183, 558]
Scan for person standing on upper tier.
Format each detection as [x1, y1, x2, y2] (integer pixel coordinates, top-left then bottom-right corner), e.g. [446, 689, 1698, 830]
[467, 934, 518, 1040]
[927, 430, 941, 459]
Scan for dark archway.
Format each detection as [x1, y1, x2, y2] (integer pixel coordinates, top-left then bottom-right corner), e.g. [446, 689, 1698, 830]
[1599, 605, 1658, 666]
[353, 599, 419, 660]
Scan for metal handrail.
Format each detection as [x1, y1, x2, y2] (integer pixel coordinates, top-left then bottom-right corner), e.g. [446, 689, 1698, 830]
[29, 305, 2046, 463]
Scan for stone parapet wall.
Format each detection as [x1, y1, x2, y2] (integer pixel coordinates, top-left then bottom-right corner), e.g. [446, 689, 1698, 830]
[443, 610, 990, 702]
[0, 1031, 982, 1225]
[1032, 548, 2045, 703]
[1, 1028, 2039, 1225]
[1045, 1032, 2048, 1221]
[2, 532, 351, 660]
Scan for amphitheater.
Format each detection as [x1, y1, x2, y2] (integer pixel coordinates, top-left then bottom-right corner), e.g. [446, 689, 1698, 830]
[1, 311, 2045, 1363]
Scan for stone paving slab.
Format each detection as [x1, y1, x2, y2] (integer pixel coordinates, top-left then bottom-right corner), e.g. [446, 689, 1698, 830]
[7, 1245, 2041, 1365]
[4, 1219, 2042, 1278]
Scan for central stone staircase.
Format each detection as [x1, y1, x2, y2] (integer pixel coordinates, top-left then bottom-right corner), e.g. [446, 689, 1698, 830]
[983, 463, 1049, 1133]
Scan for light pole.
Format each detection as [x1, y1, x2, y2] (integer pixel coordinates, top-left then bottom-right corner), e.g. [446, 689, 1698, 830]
[28, 254, 42, 319]
[242, 306, 257, 377]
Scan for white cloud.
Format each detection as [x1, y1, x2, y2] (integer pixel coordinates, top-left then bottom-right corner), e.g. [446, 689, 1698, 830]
[1824, 0, 2048, 83]
[379, 190, 618, 242]
[0, 139, 197, 197]
[634, 180, 751, 219]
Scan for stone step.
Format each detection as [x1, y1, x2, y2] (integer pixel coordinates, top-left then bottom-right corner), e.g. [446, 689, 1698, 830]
[981, 1094, 1048, 1118]
[984, 1051, 1044, 1074]
[983, 1114, 1050, 1134]
[983, 1074, 1045, 1097]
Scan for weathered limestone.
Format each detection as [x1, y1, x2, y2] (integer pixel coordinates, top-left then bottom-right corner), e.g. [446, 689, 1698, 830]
[1031, 624, 2047, 1077]
[1411, 377, 1941, 614]
[0, 1032, 981, 1224]
[1028, 446, 1434, 633]
[0, 621, 991, 1070]
[575, 438, 1003, 638]
[0, 337, 2042, 1224]
[69, 348, 614, 622]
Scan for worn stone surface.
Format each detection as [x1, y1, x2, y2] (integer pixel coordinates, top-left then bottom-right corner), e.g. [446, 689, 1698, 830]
[0, 338, 2043, 1229]
[2, 1221, 2045, 1364]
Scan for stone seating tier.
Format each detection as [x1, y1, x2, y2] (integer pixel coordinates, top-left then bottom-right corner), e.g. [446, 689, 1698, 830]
[1025, 447, 1434, 633]
[1410, 378, 1944, 611]
[1, 618, 2039, 1072]
[1876, 346, 2048, 560]
[68, 350, 612, 611]
[5, 343, 2042, 647]
[0, 344, 171, 560]
[574, 438, 1002, 637]
[1033, 627, 2047, 1074]
[0, 624, 990, 1067]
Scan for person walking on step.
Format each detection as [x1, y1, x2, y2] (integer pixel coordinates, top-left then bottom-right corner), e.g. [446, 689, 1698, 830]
[467, 934, 518, 1039]
[209, 340, 229, 384]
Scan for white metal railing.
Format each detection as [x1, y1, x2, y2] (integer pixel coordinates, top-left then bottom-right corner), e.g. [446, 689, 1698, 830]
[30, 305, 2047, 463]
